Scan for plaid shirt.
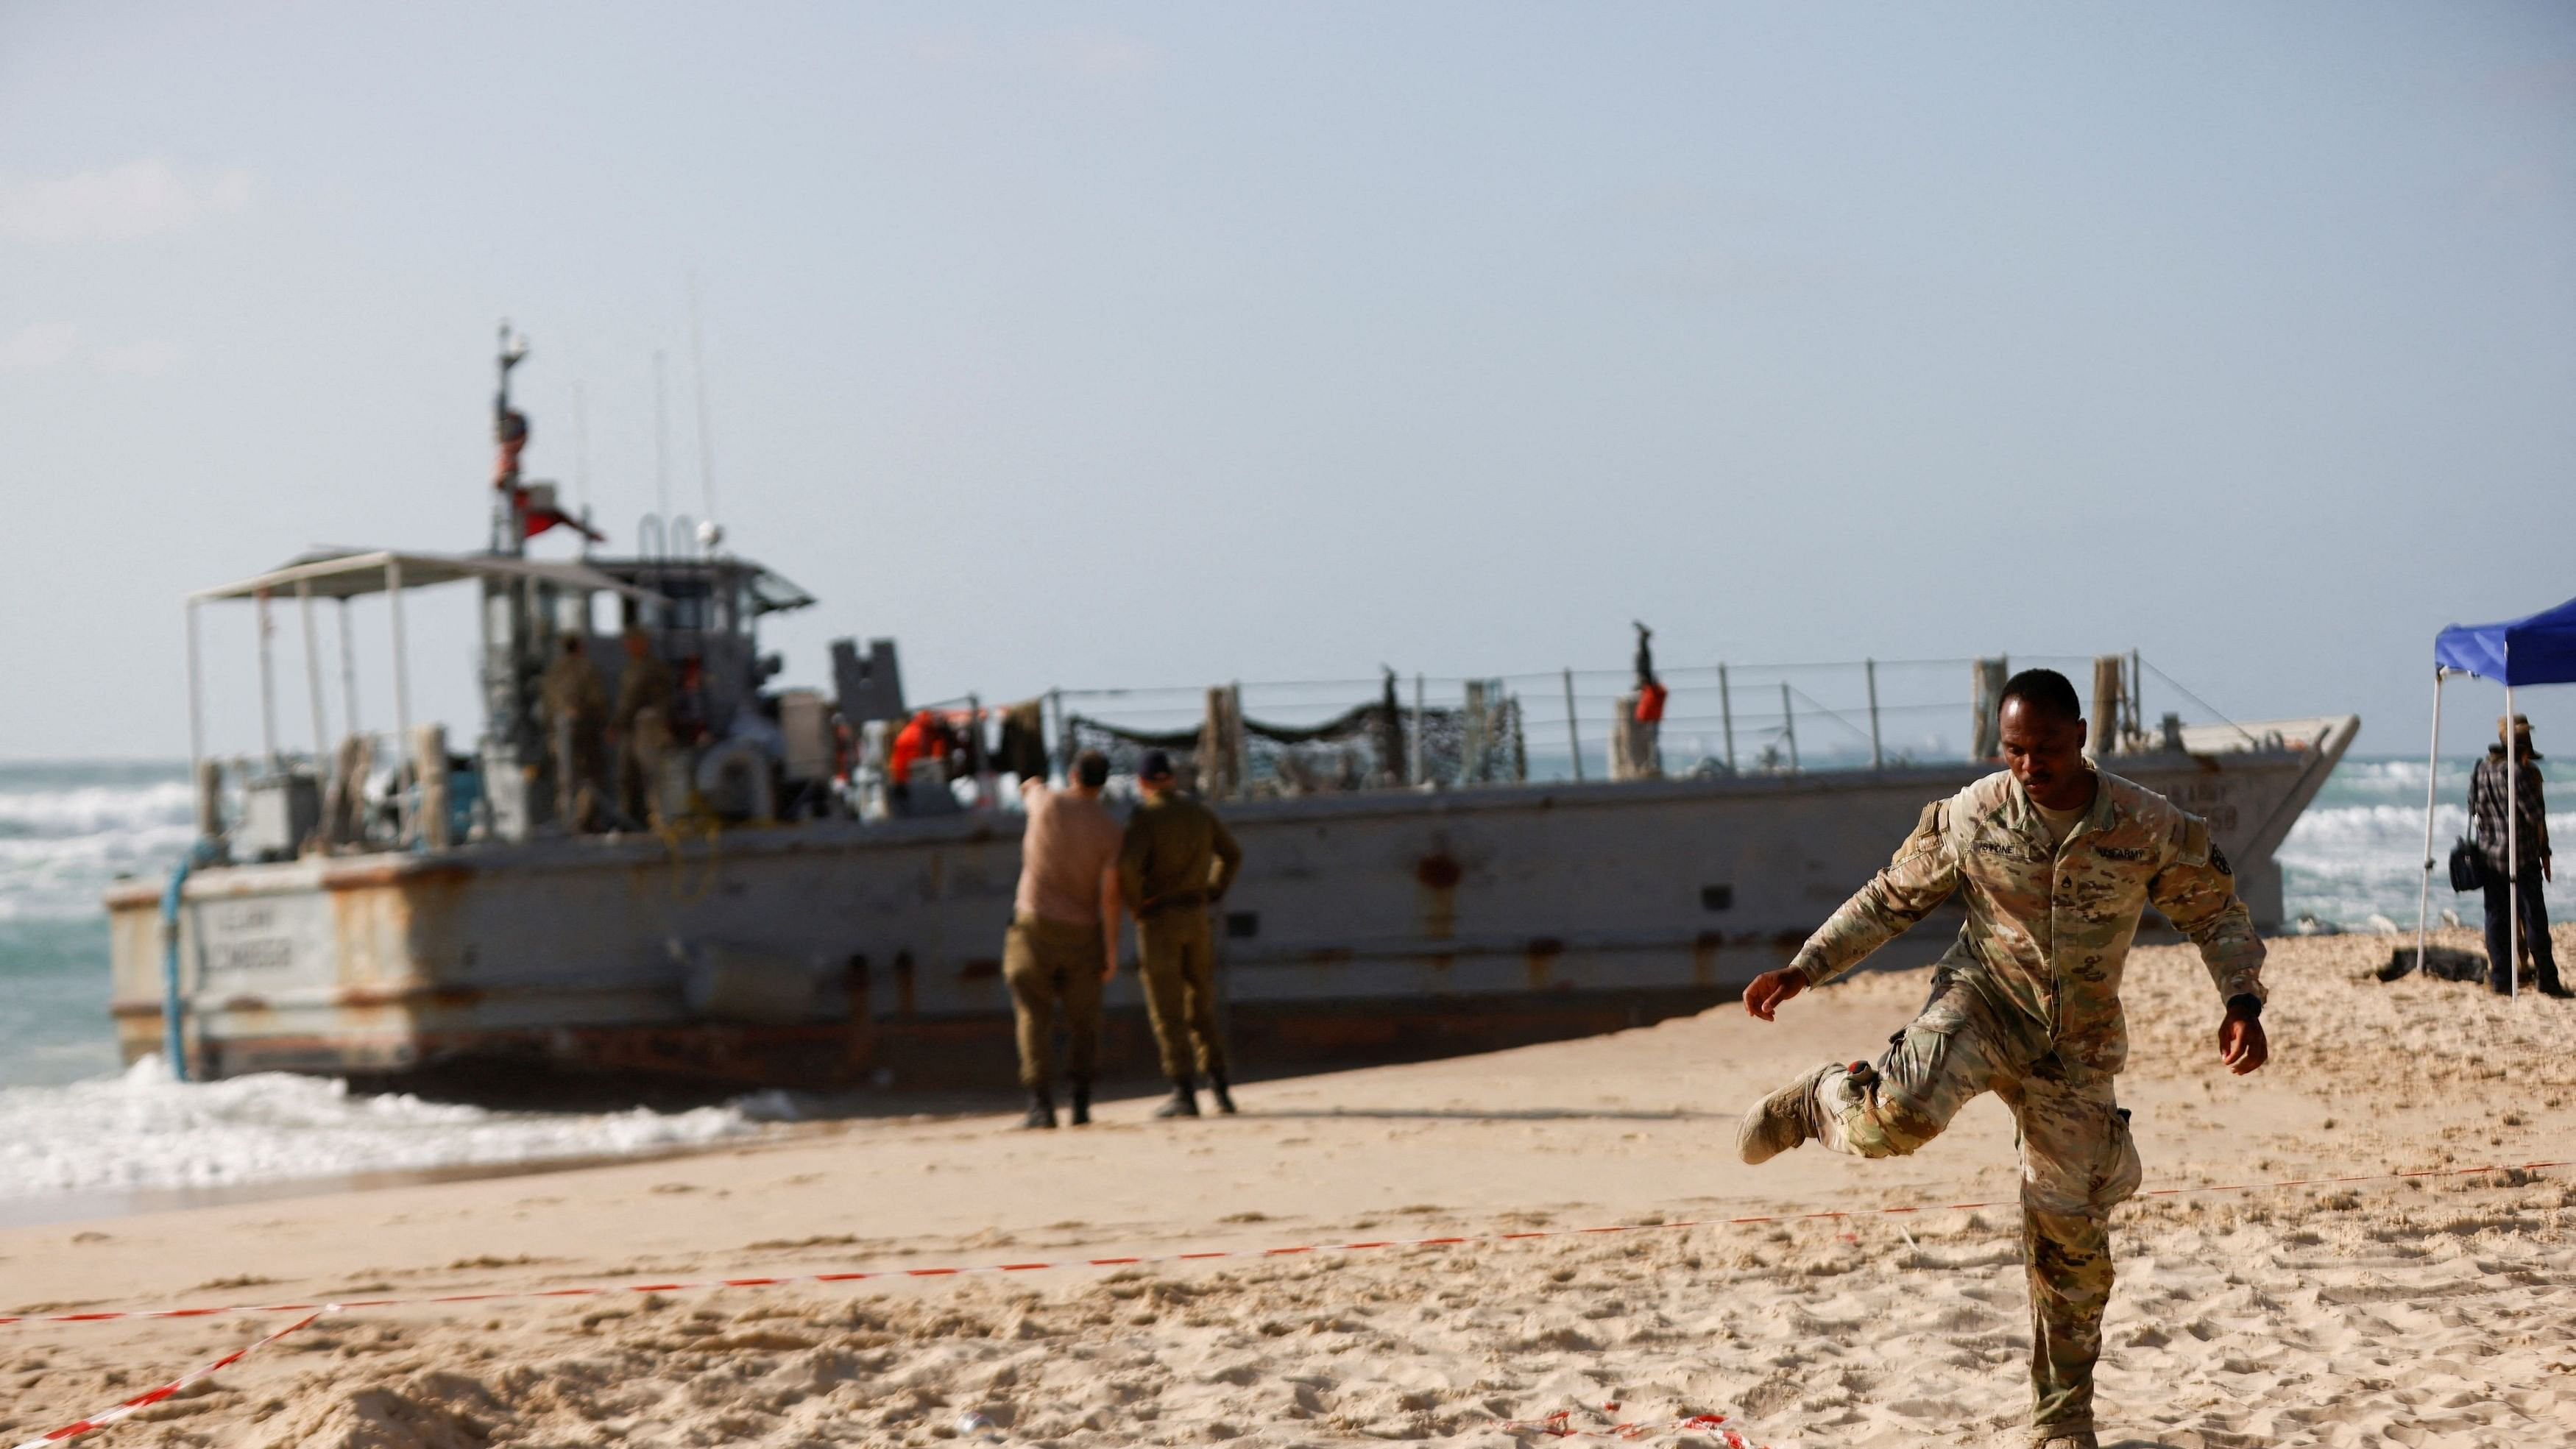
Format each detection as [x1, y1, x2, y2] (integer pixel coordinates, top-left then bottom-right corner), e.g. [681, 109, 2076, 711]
[2471, 751, 2551, 874]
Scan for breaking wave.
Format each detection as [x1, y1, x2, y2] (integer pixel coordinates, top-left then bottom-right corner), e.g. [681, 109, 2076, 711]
[0, 1056, 770, 1202]
[2275, 754, 2567, 931]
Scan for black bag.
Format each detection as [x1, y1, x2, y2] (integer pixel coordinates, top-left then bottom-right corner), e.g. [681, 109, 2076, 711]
[2448, 837, 2488, 893]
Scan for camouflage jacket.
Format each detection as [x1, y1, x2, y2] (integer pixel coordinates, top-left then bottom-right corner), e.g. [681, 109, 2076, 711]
[1789, 769, 2265, 1073]
[540, 654, 607, 726]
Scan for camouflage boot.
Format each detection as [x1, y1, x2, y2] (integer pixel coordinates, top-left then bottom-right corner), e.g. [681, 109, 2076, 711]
[2032, 1431, 2098, 1449]
[1735, 1063, 1840, 1165]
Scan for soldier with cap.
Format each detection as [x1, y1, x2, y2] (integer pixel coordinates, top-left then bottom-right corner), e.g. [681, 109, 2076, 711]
[1733, 667, 2268, 1449]
[1118, 749, 1245, 1118]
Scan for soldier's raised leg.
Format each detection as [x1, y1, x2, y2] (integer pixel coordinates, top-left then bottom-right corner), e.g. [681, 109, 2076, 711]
[1738, 969, 2017, 1165]
[2000, 1066, 2140, 1447]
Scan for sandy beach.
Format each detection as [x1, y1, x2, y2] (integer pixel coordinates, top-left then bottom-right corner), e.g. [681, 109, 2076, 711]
[4, 928, 2571, 1448]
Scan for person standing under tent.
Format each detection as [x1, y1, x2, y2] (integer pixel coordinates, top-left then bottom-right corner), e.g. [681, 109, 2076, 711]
[2471, 715, 2566, 997]
[1119, 749, 1245, 1119]
[1005, 749, 1125, 1129]
[1732, 668, 2268, 1449]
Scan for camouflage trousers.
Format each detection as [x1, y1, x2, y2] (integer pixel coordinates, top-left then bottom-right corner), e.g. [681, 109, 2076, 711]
[1805, 965, 2141, 1435]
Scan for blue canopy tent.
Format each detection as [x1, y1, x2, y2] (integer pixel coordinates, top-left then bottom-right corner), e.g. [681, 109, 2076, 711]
[2416, 595, 2576, 994]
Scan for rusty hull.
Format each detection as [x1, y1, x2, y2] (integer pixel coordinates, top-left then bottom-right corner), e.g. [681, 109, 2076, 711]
[107, 718, 2357, 1089]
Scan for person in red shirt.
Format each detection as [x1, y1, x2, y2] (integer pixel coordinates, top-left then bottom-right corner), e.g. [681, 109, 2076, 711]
[888, 709, 954, 812]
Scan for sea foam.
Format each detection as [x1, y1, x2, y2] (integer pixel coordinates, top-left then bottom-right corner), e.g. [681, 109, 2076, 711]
[0, 1057, 768, 1201]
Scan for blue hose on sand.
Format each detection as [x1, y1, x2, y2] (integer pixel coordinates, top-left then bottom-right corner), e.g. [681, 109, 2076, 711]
[160, 842, 217, 1083]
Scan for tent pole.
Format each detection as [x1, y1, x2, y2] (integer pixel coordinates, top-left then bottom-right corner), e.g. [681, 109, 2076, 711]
[2505, 679, 2518, 1001]
[2415, 668, 2444, 976]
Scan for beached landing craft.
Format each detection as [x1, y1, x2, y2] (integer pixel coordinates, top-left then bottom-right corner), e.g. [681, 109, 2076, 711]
[105, 336, 2360, 1091]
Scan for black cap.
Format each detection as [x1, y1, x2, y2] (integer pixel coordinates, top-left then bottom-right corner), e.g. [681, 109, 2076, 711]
[1138, 749, 1175, 781]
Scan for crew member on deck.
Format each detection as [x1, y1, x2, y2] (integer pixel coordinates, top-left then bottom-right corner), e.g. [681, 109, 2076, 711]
[612, 628, 676, 827]
[540, 634, 609, 832]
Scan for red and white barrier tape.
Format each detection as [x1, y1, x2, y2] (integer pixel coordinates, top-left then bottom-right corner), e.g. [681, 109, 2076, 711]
[8, 1155, 2563, 1331]
[7, 1156, 2565, 1447]
[9, 1308, 330, 1449]
[1498, 1405, 1766, 1444]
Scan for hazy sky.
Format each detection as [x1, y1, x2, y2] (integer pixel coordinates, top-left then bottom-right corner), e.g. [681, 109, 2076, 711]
[4, 4, 2571, 762]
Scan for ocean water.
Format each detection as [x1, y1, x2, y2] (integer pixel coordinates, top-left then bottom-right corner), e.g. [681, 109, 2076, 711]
[0, 756, 2561, 1210]
[2274, 755, 2569, 932]
[0, 761, 768, 1210]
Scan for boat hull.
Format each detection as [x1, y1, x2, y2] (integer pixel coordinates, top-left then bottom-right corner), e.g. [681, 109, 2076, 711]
[107, 718, 2357, 1089]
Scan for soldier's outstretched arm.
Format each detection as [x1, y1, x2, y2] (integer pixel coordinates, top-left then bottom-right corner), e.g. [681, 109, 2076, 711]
[1744, 801, 1960, 1020]
[2148, 817, 2265, 1003]
[2149, 815, 2270, 1074]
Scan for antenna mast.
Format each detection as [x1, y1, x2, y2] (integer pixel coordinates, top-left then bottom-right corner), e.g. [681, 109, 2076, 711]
[572, 381, 592, 555]
[492, 320, 531, 556]
[652, 350, 671, 522]
[688, 273, 718, 531]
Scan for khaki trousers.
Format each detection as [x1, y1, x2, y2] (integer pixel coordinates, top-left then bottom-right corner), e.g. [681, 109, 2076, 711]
[1005, 915, 1106, 1089]
[1138, 907, 1226, 1081]
[1808, 965, 2140, 1436]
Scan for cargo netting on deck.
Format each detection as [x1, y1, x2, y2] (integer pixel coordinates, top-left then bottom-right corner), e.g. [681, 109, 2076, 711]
[1062, 681, 1525, 797]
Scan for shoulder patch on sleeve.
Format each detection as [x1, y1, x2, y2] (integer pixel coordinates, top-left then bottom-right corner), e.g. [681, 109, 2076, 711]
[1893, 800, 1947, 864]
[2176, 815, 2212, 868]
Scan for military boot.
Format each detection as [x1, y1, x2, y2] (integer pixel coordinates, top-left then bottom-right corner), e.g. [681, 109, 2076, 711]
[1021, 1087, 1057, 1130]
[2031, 1430, 2098, 1449]
[1152, 1079, 1200, 1119]
[1208, 1071, 1238, 1116]
[1068, 1077, 1093, 1126]
[1735, 1063, 1840, 1165]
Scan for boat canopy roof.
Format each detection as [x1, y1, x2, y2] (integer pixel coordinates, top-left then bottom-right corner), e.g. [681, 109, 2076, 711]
[192, 548, 666, 605]
[581, 555, 818, 617]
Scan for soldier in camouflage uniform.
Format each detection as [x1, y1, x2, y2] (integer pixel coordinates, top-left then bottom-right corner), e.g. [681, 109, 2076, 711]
[540, 634, 609, 832]
[1735, 668, 2269, 1449]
